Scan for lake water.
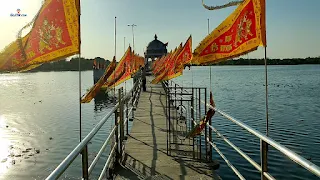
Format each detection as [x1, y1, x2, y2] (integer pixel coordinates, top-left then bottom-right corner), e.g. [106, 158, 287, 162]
[0, 65, 319, 180]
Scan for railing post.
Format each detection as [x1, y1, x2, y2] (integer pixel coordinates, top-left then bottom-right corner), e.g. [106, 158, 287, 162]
[204, 88, 208, 161]
[168, 86, 171, 156]
[126, 94, 129, 135]
[114, 110, 119, 162]
[165, 84, 169, 155]
[131, 88, 135, 119]
[119, 88, 124, 159]
[261, 139, 268, 180]
[191, 88, 195, 159]
[81, 145, 89, 180]
[174, 84, 177, 145]
[208, 94, 213, 161]
[198, 89, 202, 160]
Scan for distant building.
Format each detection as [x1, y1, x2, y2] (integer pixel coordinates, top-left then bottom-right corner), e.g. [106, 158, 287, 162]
[93, 57, 109, 84]
[144, 34, 168, 72]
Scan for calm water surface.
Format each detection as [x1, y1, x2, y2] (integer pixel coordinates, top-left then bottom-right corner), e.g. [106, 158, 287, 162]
[0, 65, 319, 179]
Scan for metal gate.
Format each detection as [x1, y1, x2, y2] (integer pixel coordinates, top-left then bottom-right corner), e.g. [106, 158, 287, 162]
[163, 81, 213, 162]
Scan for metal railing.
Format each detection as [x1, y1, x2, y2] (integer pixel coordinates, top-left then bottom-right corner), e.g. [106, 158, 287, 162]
[46, 77, 142, 180]
[165, 80, 320, 180]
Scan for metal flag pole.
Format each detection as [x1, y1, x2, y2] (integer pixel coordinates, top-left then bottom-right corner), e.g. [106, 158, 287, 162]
[127, 24, 136, 57]
[128, 24, 137, 73]
[114, 16, 117, 103]
[191, 66, 194, 87]
[77, 2, 89, 179]
[78, 0, 82, 142]
[208, 18, 212, 92]
[124, 36, 126, 95]
[264, 47, 269, 136]
[261, 2, 268, 179]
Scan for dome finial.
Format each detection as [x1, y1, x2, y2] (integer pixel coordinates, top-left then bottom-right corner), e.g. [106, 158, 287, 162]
[154, 34, 158, 40]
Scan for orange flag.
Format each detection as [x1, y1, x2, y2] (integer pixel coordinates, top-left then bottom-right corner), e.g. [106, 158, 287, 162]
[0, 0, 80, 72]
[151, 69, 168, 84]
[104, 46, 132, 88]
[154, 51, 172, 76]
[153, 54, 167, 75]
[192, 0, 266, 65]
[81, 58, 117, 103]
[164, 43, 183, 81]
[151, 45, 183, 84]
[151, 52, 172, 84]
[135, 55, 145, 70]
[186, 91, 216, 138]
[131, 53, 144, 73]
[175, 35, 193, 72]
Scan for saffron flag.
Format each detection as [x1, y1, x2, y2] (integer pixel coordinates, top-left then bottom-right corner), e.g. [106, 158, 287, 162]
[151, 53, 172, 84]
[151, 45, 183, 84]
[81, 58, 117, 103]
[130, 51, 136, 73]
[192, 0, 266, 65]
[103, 46, 132, 88]
[153, 54, 167, 76]
[151, 68, 168, 84]
[164, 43, 183, 81]
[0, 0, 80, 72]
[152, 49, 175, 82]
[186, 92, 216, 138]
[0, 34, 30, 71]
[134, 55, 145, 71]
[175, 35, 193, 72]
[154, 51, 171, 76]
[131, 53, 145, 73]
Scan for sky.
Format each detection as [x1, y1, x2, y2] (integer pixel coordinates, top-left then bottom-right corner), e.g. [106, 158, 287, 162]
[0, 0, 320, 61]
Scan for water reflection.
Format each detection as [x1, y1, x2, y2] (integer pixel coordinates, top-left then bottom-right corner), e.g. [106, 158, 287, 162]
[93, 94, 116, 112]
[0, 115, 12, 175]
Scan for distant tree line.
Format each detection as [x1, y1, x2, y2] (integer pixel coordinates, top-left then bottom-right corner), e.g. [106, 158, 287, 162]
[27, 57, 110, 72]
[214, 57, 320, 66]
[1, 56, 318, 73]
[31, 56, 318, 72]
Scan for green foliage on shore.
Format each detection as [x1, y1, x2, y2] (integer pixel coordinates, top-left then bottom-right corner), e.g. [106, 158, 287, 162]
[27, 56, 320, 72]
[213, 57, 320, 66]
[27, 57, 110, 72]
[1, 56, 318, 73]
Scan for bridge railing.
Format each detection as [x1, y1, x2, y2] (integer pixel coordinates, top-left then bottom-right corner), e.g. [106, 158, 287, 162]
[165, 80, 320, 180]
[46, 77, 142, 180]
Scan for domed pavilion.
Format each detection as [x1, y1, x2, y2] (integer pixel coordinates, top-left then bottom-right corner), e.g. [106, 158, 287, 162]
[144, 34, 168, 72]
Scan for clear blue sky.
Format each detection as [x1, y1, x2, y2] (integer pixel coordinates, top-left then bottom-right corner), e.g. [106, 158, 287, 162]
[1, 0, 320, 61]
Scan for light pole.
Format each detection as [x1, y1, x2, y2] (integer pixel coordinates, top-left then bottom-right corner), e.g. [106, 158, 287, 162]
[124, 36, 126, 53]
[127, 24, 137, 52]
[127, 24, 137, 72]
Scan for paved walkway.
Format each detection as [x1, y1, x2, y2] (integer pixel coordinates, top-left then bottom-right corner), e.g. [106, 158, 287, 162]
[115, 76, 220, 180]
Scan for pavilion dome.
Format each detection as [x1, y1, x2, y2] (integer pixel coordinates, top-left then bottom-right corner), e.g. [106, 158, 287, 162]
[147, 34, 167, 51]
[145, 34, 167, 58]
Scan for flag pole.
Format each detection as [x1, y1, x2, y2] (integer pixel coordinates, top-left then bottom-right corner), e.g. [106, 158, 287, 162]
[262, 1, 268, 178]
[124, 37, 126, 95]
[264, 48, 269, 135]
[114, 16, 117, 103]
[208, 18, 212, 92]
[78, 0, 82, 142]
[262, 0, 268, 137]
